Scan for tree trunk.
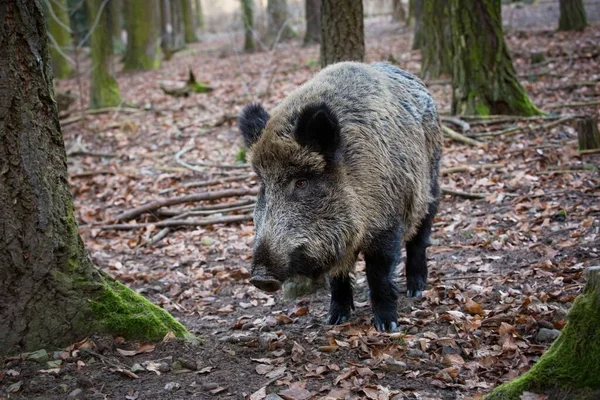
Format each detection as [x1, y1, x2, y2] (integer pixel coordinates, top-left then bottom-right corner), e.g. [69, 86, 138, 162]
[391, 0, 406, 23]
[320, 0, 364, 67]
[181, 0, 198, 43]
[241, 0, 256, 52]
[411, 0, 424, 50]
[420, 0, 451, 79]
[45, 0, 74, 78]
[559, 0, 588, 31]
[68, 0, 89, 46]
[486, 267, 600, 399]
[88, 0, 122, 108]
[195, 0, 205, 29]
[577, 117, 600, 151]
[109, 0, 123, 50]
[171, 0, 186, 49]
[267, 0, 297, 44]
[449, 0, 541, 116]
[0, 0, 187, 356]
[406, 0, 414, 26]
[303, 0, 321, 45]
[123, 0, 161, 70]
[161, 0, 174, 55]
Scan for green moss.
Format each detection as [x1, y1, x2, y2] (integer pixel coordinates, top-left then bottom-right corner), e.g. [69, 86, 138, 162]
[486, 289, 600, 399]
[123, 0, 161, 71]
[90, 278, 189, 341]
[236, 147, 247, 163]
[190, 82, 213, 93]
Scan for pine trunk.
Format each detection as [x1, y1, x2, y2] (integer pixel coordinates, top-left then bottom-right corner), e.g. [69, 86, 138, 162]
[449, 0, 541, 116]
[46, 0, 74, 78]
[420, 0, 451, 79]
[410, 0, 424, 50]
[181, 0, 198, 43]
[320, 0, 364, 67]
[267, 0, 297, 44]
[303, 0, 321, 45]
[241, 0, 256, 52]
[123, 0, 161, 70]
[89, 0, 122, 108]
[559, 0, 588, 31]
[0, 0, 187, 355]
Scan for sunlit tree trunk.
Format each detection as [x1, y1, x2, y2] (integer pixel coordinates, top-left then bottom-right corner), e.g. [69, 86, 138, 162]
[449, 0, 541, 116]
[411, 0, 424, 50]
[88, 0, 121, 108]
[559, 0, 588, 31]
[267, 0, 297, 44]
[303, 0, 321, 45]
[320, 0, 364, 67]
[123, 0, 161, 70]
[181, 0, 198, 43]
[45, 0, 73, 78]
[420, 0, 451, 79]
[0, 0, 187, 356]
[241, 0, 256, 52]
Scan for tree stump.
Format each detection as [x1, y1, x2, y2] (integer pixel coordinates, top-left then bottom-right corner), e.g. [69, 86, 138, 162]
[577, 117, 600, 151]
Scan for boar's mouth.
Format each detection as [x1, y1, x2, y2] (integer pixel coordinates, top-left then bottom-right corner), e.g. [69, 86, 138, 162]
[249, 275, 282, 293]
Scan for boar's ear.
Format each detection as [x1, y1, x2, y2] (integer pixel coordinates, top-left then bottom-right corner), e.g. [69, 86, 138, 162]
[294, 103, 340, 161]
[239, 103, 270, 147]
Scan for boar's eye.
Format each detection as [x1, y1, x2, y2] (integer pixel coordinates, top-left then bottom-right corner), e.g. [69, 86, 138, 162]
[295, 179, 309, 189]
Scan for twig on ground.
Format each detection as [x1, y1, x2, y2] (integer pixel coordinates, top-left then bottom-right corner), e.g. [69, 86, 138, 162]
[440, 163, 503, 175]
[149, 228, 171, 246]
[474, 116, 575, 138]
[441, 188, 487, 199]
[441, 116, 471, 132]
[66, 135, 119, 158]
[159, 175, 254, 195]
[157, 203, 255, 218]
[100, 214, 253, 231]
[579, 148, 600, 155]
[546, 99, 600, 110]
[70, 170, 116, 178]
[442, 125, 485, 147]
[175, 146, 250, 175]
[155, 199, 256, 217]
[440, 274, 496, 281]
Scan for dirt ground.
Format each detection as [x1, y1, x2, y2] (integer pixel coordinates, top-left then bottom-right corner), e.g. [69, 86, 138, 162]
[2, 3, 600, 400]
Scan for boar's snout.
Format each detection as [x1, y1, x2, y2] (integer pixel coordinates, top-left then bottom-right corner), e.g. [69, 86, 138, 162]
[250, 241, 284, 293]
[249, 274, 282, 293]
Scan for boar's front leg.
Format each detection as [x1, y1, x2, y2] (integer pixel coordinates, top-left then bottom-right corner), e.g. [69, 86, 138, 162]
[327, 274, 354, 325]
[365, 227, 401, 332]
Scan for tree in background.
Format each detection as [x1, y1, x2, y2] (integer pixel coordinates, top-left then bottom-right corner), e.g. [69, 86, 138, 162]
[67, 0, 89, 46]
[109, 0, 124, 51]
[391, 0, 406, 23]
[303, 0, 321, 45]
[45, 0, 74, 78]
[449, 0, 541, 116]
[410, 0, 424, 50]
[123, 0, 161, 70]
[161, 0, 186, 58]
[420, 0, 451, 79]
[267, 0, 297, 44]
[241, 0, 256, 52]
[88, 0, 122, 108]
[181, 0, 199, 43]
[558, 0, 588, 31]
[195, 0, 205, 29]
[0, 0, 188, 356]
[320, 0, 364, 67]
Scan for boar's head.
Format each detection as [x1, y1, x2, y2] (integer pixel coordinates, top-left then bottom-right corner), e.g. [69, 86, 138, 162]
[238, 102, 355, 293]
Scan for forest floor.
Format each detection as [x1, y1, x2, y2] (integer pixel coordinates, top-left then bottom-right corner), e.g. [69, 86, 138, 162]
[2, 4, 600, 400]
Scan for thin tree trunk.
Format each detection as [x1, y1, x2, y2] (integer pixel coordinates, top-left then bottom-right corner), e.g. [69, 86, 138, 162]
[420, 0, 451, 79]
[449, 0, 541, 116]
[181, 0, 198, 43]
[109, 0, 123, 49]
[46, 0, 74, 78]
[0, 0, 187, 355]
[411, 0, 424, 50]
[267, 0, 297, 44]
[558, 0, 588, 31]
[123, 0, 161, 70]
[391, 0, 406, 23]
[320, 0, 364, 67]
[195, 0, 205, 29]
[303, 0, 321, 45]
[241, 0, 256, 52]
[88, 0, 122, 108]
[161, 0, 174, 56]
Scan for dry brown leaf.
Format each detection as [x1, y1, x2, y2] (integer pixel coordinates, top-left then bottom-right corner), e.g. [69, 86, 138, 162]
[465, 298, 485, 316]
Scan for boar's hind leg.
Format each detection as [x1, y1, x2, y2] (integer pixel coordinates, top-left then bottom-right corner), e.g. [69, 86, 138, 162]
[327, 274, 354, 325]
[365, 228, 401, 332]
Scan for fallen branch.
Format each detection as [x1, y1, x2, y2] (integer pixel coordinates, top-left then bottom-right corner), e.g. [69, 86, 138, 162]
[149, 228, 171, 246]
[546, 99, 600, 110]
[442, 125, 485, 147]
[441, 116, 471, 132]
[441, 188, 487, 199]
[474, 116, 575, 138]
[70, 170, 116, 178]
[579, 148, 600, 155]
[159, 175, 253, 195]
[100, 214, 253, 230]
[175, 146, 250, 175]
[440, 163, 503, 175]
[111, 187, 258, 222]
[156, 201, 256, 217]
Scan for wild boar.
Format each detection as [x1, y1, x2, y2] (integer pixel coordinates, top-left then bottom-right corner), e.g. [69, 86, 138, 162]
[238, 62, 442, 332]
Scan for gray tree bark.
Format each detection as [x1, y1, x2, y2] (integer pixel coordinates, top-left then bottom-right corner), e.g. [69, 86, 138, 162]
[303, 0, 321, 45]
[320, 0, 364, 67]
[559, 0, 588, 31]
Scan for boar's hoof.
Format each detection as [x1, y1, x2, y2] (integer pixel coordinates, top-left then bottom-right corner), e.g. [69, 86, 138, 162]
[249, 276, 282, 293]
[406, 289, 423, 298]
[327, 312, 350, 326]
[372, 317, 398, 333]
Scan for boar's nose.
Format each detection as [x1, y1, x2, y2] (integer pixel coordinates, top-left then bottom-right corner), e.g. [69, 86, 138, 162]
[249, 275, 282, 293]
[250, 241, 283, 292]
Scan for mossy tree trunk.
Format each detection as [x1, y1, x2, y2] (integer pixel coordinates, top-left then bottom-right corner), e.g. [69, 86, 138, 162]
[303, 0, 321, 45]
[181, 0, 198, 43]
[0, 0, 188, 356]
[558, 0, 588, 31]
[45, 0, 74, 78]
[320, 0, 364, 67]
[267, 0, 297, 44]
[420, 0, 451, 79]
[123, 0, 161, 70]
[449, 0, 542, 116]
[88, 0, 122, 108]
[171, 0, 186, 49]
[194, 0, 205, 29]
[410, 0, 424, 50]
[486, 267, 600, 399]
[241, 0, 256, 52]
[109, 0, 123, 50]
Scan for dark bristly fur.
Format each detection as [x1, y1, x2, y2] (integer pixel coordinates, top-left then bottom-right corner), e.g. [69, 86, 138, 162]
[238, 62, 443, 332]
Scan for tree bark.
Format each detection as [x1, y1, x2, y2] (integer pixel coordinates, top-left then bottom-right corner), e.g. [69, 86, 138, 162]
[194, 0, 205, 29]
[577, 117, 600, 151]
[559, 0, 588, 31]
[241, 0, 256, 52]
[181, 0, 198, 43]
[161, 0, 174, 55]
[109, 0, 123, 49]
[320, 0, 364, 67]
[486, 267, 600, 399]
[0, 0, 187, 355]
[410, 0, 424, 50]
[88, 0, 122, 108]
[45, 0, 74, 78]
[449, 0, 541, 116]
[123, 0, 161, 70]
[267, 0, 297, 44]
[171, 0, 186, 49]
[303, 0, 321, 45]
[420, 0, 451, 79]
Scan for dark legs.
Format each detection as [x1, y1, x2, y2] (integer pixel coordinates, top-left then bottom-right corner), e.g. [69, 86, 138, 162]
[327, 274, 354, 325]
